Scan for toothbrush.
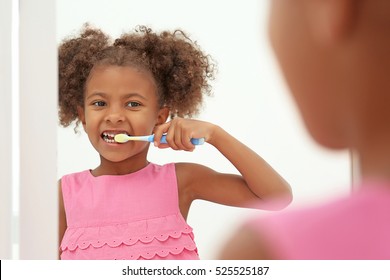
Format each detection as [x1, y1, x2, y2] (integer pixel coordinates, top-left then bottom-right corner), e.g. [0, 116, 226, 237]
[114, 134, 205, 145]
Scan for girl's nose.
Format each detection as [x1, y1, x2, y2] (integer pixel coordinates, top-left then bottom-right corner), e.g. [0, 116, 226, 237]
[104, 107, 125, 123]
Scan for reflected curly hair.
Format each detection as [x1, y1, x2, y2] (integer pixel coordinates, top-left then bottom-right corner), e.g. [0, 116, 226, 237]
[58, 24, 216, 128]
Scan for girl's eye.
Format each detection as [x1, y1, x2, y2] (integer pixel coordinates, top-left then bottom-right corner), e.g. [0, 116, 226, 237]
[127, 101, 141, 108]
[92, 101, 106, 107]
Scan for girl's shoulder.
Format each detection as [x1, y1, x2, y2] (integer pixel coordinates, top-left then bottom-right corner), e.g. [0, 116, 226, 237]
[61, 169, 91, 179]
[174, 162, 216, 189]
[59, 170, 91, 187]
[174, 162, 209, 176]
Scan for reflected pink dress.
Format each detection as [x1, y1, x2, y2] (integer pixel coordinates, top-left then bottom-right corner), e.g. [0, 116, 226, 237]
[60, 163, 199, 260]
[248, 182, 390, 259]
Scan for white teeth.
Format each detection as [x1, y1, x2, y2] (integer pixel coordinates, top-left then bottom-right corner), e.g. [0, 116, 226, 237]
[103, 138, 115, 143]
[103, 132, 115, 137]
[102, 131, 127, 143]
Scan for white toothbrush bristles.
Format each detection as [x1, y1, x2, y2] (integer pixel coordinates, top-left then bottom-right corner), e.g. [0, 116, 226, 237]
[114, 134, 129, 143]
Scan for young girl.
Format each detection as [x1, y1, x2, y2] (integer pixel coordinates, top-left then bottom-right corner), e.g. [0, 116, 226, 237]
[220, 0, 390, 259]
[58, 24, 292, 260]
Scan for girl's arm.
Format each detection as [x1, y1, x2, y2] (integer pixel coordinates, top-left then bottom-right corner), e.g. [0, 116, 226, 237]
[58, 180, 67, 259]
[153, 118, 292, 212]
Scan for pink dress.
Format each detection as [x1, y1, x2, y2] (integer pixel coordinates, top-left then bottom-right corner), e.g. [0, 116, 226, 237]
[248, 182, 390, 259]
[60, 163, 199, 260]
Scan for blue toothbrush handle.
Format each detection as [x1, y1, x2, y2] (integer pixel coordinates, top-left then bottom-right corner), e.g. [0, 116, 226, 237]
[158, 135, 205, 145]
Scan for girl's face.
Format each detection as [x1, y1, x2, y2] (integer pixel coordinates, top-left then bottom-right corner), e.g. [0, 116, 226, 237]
[78, 65, 168, 165]
[268, 0, 350, 149]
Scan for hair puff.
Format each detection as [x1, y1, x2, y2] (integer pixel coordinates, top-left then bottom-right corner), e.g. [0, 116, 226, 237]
[58, 24, 216, 128]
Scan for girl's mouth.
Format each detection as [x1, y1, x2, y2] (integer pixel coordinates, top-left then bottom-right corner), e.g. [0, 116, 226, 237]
[101, 131, 130, 143]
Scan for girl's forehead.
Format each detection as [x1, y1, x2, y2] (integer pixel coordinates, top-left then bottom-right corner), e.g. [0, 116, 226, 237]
[85, 65, 158, 99]
[88, 65, 155, 86]
[89, 64, 154, 79]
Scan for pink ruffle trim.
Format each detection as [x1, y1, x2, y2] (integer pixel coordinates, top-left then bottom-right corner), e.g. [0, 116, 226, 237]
[83, 243, 198, 260]
[60, 228, 193, 251]
[60, 214, 198, 259]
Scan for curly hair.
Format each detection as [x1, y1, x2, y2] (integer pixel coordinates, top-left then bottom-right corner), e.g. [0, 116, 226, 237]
[58, 24, 216, 128]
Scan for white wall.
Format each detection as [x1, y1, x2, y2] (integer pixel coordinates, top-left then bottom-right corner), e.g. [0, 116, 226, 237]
[57, 0, 351, 259]
[18, 0, 58, 259]
[0, 0, 57, 260]
[0, 0, 13, 260]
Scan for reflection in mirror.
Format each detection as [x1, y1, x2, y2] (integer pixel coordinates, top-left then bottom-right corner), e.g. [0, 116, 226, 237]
[57, 0, 350, 259]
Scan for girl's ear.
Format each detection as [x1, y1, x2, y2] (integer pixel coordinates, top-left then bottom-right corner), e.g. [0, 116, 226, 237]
[77, 106, 87, 129]
[156, 106, 170, 125]
[304, 0, 356, 45]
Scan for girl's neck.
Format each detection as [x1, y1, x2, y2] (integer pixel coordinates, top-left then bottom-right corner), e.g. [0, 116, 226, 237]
[357, 132, 390, 185]
[91, 153, 149, 176]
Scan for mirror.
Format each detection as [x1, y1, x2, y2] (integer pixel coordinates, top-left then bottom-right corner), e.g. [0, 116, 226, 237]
[57, 0, 351, 259]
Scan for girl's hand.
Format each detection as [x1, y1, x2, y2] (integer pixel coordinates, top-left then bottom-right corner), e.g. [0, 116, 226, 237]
[153, 118, 217, 151]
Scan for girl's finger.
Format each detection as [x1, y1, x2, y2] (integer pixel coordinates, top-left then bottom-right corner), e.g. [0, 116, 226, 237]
[181, 130, 195, 151]
[173, 125, 186, 150]
[153, 122, 170, 147]
[165, 122, 180, 150]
